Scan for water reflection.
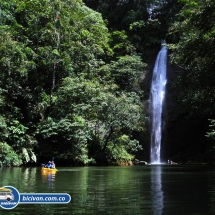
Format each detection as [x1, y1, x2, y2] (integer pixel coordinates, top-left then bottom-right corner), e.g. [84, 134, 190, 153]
[151, 165, 164, 215]
[0, 167, 39, 192]
[1, 166, 215, 214]
[207, 169, 215, 213]
[41, 171, 56, 190]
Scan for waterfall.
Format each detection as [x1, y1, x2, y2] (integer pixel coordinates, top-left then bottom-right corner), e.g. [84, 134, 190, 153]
[150, 41, 167, 164]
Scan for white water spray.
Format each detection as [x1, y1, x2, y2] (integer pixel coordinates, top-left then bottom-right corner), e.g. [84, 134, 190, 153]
[150, 41, 167, 164]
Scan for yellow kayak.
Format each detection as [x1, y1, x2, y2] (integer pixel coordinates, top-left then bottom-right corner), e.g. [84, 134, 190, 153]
[41, 167, 58, 172]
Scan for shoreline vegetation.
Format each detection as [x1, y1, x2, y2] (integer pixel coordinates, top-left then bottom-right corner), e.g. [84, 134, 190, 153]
[2, 161, 215, 168]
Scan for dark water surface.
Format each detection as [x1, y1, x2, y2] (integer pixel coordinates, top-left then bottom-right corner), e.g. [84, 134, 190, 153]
[0, 165, 215, 214]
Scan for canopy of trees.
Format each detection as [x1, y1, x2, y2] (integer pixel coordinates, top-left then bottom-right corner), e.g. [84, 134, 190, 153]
[1, 0, 215, 166]
[0, 0, 148, 166]
[166, 0, 215, 161]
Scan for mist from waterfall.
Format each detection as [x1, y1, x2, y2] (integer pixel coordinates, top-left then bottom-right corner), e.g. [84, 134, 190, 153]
[150, 41, 167, 164]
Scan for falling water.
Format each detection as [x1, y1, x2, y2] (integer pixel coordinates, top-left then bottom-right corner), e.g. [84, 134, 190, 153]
[150, 40, 167, 164]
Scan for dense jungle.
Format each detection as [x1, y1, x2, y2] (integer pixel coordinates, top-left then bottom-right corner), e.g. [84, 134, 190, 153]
[0, 0, 215, 166]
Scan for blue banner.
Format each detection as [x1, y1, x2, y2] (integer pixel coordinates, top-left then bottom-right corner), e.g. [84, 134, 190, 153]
[19, 193, 71, 204]
[0, 186, 71, 210]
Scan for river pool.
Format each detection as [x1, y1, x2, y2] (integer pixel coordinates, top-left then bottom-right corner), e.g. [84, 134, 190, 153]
[0, 165, 215, 214]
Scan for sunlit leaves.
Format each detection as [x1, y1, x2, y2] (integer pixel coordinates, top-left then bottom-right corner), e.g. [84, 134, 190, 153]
[99, 54, 146, 93]
[206, 119, 215, 140]
[0, 142, 23, 167]
[52, 49, 60, 56]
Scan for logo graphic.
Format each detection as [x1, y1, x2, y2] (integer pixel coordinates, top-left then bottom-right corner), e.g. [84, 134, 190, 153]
[0, 186, 20, 210]
[0, 185, 71, 210]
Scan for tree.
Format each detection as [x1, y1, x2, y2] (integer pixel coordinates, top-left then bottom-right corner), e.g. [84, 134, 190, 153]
[99, 54, 146, 93]
[0, 142, 23, 167]
[0, 0, 148, 165]
[165, 0, 215, 161]
[36, 76, 146, 165]
[83, 0, 164, 59]
[92, 91, 145, 164]
[168, 0, 215, 118]
[0, 0, 111, 165]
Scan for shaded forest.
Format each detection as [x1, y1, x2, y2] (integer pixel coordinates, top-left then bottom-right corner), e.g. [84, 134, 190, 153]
[0, 0, 215, 166]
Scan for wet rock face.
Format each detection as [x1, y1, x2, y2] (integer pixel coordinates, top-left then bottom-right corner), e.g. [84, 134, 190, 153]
[164, 61, 209, 162]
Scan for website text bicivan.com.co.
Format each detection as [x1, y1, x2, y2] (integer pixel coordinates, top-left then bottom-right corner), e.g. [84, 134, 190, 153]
[19, 193, 71, 204]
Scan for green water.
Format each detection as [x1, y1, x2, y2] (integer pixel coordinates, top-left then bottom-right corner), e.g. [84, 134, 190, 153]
[0, 165, 215, 214]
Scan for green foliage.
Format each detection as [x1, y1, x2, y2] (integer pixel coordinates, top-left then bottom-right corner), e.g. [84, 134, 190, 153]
[36, 116, 90, 163]
[168, 0, 215, 118]
[106, 143, 134, 164]
[109, 30, 135, 59]
[89, 90, 145, 164]
[0, 112, 37, 165]
[0, 142, 22, 167]
[164, 0, 215, 160]
[206, 120, 215, 140]
[0, 115, 8, 141]
[0, 0, 148, 166]
[150, 0, 184, 42]
[35, 76, 145, 164]
[100, 55, 146, 93]
[105, 135, 142, 165]
[0, 1, 16, 25]
[83, 0, 164, 59]
[8, 120, 28, 144]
